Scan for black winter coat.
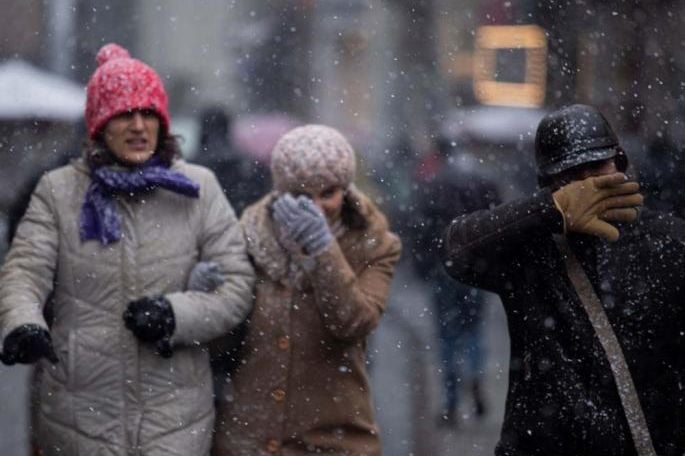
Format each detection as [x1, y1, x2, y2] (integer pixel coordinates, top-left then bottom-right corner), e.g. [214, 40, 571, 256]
[443, 189, 685, 456]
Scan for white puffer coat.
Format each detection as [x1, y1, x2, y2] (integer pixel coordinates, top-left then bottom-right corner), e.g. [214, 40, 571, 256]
[0, 158, 255, 455]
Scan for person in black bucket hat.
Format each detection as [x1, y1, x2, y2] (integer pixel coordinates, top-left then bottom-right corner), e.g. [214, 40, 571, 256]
[441, 104, 685, 455]
[536, 104, 628, 188]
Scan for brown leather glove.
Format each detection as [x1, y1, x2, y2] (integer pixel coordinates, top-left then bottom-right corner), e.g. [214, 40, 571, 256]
[601, 207, 642, 224]
[552, 172, 643, 241]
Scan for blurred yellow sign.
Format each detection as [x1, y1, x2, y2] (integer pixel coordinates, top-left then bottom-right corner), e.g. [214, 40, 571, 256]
[473, 25, 547, 108]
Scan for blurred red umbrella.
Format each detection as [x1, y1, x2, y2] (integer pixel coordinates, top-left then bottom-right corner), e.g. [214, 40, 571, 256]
[231, 113, 301, 164]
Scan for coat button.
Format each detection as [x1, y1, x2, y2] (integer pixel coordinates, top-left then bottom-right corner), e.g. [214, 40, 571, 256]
[277, 336, 290, 350]
[271, 388, 286, 402]
[266, 438, 280, 453]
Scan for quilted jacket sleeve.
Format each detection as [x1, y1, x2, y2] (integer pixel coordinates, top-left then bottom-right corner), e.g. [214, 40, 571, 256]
[0, 174, 58, 342]
[166, 171, 255, 346]
[308, 231, 401, 342]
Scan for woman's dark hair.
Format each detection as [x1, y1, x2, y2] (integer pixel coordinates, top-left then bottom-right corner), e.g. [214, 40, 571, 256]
[341, 193, 368, 231]
[85, 130, 182, 169]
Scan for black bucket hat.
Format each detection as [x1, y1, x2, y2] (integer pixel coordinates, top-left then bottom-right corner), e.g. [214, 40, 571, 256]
[535, 104, 623, 178]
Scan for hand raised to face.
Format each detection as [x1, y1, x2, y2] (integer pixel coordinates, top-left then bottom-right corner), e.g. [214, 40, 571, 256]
[272, 193, 334, 256]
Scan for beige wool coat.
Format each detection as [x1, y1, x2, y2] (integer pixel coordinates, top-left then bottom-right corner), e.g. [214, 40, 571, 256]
[0, 158, 255, 456]
[213, 188, 401, 456]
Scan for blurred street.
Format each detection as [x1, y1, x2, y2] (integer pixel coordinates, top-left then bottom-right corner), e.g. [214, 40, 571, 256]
[371, 261, 509, 456]
[0, 365, 31, 455]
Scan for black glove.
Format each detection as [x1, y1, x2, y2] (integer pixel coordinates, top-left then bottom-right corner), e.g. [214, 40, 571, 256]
[0, 324, 58, 365]
[123, 296, 175, 358]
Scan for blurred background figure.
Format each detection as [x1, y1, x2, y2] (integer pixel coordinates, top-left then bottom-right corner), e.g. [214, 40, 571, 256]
[639, 111, 685, 219]
[193, 106, 272, 216]
[412, 136, 501, 427]
[0, 59, 86, 259]
[374, 135, 420, 244]
[5, 119, 85, 244]
[197, 106, 232, 163]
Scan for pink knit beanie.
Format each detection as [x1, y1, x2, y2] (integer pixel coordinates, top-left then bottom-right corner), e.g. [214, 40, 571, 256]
[85, 43, 170, 139]
[270, 124, 356, 193]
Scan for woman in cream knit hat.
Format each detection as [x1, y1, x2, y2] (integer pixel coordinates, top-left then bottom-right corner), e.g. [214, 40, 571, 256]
[213, 124, 401, 455]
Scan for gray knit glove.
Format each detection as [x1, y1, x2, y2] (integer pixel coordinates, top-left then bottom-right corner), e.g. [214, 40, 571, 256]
[272, 193, 333, 256]
[187, 261, 225, 292]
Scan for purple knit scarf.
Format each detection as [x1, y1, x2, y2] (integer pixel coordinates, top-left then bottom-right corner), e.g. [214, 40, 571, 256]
[80, 157, 200, 245]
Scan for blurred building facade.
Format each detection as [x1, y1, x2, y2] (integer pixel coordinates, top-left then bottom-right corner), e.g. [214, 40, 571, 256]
[4, 0, 684, 158]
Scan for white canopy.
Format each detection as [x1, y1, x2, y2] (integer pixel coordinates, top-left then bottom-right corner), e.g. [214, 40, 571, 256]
[441, 106, 547, 146]
[0, 60, 85, 121]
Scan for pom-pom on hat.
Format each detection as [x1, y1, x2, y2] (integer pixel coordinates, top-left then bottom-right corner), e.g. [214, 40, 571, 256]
[270, 124, 356, 194]
[85, 43, 170, 139]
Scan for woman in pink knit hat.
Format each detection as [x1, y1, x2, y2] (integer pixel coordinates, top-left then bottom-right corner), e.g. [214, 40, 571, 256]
[212, 124, 402, 456]
[0, 44, 255, 455]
